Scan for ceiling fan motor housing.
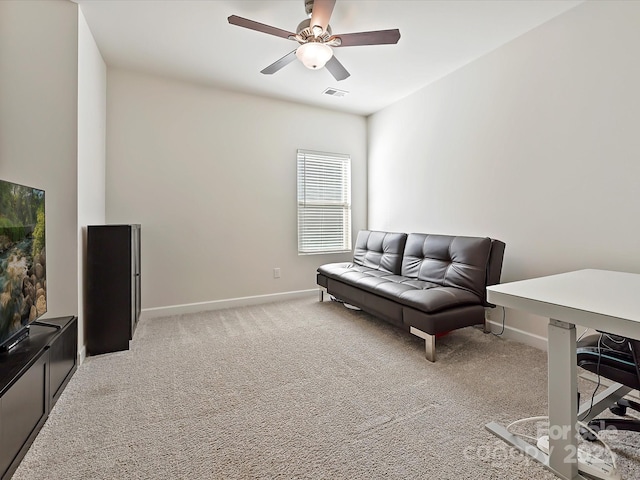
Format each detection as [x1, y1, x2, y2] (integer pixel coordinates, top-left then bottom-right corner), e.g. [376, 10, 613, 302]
[296, 18, 332, 42]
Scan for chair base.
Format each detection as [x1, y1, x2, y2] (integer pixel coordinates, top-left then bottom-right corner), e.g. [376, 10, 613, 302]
[580, 398, 640, 441]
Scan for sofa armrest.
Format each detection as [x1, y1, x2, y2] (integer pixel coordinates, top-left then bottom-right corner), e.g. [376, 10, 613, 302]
[484, 239, 506, 306]
[486, 239, 506, 287]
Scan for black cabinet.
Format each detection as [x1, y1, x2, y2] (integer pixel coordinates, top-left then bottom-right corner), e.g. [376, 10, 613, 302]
[86, 224, 141, 355]
[0, 316, 77, 480]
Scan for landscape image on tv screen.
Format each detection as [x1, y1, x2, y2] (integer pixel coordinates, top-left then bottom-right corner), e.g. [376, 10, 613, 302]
[0, 180, 46, 347]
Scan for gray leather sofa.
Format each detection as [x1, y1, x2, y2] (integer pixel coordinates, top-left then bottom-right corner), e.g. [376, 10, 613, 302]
[317, 230, 506, 361]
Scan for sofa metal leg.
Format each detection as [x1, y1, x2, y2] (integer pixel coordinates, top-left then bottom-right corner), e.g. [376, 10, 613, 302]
[484, 307, 492, 333]
[318, 287, 326, 302]
[424, 335, 436, 362]
[410, 327, 436, 362]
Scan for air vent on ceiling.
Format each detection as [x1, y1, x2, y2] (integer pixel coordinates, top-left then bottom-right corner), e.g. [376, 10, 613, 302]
[322, 87, 349, 98]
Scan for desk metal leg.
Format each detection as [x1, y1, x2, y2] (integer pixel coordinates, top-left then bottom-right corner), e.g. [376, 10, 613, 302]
[485, 318, 590, 479]
[486, 317, 623, 480]
[547, 319, 580, 480]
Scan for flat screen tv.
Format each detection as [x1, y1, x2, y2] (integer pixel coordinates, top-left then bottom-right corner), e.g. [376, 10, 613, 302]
[0, 179, 46, 351]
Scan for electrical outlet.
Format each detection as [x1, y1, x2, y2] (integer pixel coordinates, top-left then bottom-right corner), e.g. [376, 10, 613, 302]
[485, 308, 492, 321]
[273, 268, 281, 279]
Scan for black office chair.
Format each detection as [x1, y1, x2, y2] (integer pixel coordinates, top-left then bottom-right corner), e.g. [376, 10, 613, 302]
[577, 333, 640, 437]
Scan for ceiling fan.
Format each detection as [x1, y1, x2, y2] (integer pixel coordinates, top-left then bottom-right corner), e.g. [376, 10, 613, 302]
[228, 0, 401, 81]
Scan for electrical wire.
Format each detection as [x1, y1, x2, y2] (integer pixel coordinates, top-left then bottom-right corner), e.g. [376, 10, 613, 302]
[577, 420, 618, 471]
[577, 328, 590, 342]
[506, 415, 549, 441]
[579, 333, 604, 422]
[505, 415, 618, 470]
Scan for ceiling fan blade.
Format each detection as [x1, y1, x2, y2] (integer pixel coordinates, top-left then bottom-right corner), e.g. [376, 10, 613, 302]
[325, 55, 350, 81]
[228, 15, 295, 40]
[332, 29, 401, 47]
[261, 50, 298, 75]
[310, 0, 336, 34]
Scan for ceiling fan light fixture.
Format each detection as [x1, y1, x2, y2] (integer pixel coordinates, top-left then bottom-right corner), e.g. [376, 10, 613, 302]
[296, 42, 333, 70]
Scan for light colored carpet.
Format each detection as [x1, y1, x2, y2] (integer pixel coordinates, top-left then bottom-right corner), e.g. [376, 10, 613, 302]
[12, 296, 640, 479]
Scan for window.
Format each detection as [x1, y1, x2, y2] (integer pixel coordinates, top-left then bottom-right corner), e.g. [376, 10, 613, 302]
[297, 149, 351, 254]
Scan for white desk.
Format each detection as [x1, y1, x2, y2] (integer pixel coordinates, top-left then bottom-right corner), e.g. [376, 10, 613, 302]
[485, 269, 640, 480]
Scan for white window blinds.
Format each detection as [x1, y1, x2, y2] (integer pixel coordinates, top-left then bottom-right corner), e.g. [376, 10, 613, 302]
[297, 149, 351, 254]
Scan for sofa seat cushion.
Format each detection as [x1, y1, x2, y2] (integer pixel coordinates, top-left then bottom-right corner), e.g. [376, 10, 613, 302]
[318, 262, 383, 280]
[318, 262, 482, 314]
[392, 286, 481, 313]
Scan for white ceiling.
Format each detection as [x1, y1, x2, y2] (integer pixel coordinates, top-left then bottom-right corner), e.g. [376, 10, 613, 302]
[76, 0, 583, 116]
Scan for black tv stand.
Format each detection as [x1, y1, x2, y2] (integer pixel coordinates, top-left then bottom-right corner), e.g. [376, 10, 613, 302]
[0, 321, 64, 353]
[31, 320, 63, 330]
[0, 316, 77, 479]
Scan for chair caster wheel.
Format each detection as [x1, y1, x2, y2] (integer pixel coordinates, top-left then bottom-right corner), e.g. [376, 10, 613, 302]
[579, 425, 599, 442]
[610, 403, 627, 416]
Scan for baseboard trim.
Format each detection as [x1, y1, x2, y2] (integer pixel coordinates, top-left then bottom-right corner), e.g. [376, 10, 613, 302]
[142, 289, 317, 319]
[78, 346, 86, 366]
[485, 320, 548, 351]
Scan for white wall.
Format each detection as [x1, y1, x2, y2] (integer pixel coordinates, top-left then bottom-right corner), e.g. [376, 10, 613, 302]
[106, 70, 367, 314]
[77, 8, 106, 353]
[367, 0, 640, 344]
[0, 0, 79, 319]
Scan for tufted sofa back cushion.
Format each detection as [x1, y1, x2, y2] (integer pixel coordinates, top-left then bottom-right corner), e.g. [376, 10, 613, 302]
[401, 234, 492, 298]
[353, 230, 408, 275]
